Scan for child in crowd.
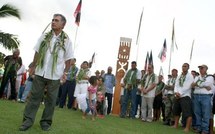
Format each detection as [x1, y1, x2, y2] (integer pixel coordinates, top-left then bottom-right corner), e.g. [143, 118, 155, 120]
[82, 76, 98, 121]
[96, 77, 106, 118]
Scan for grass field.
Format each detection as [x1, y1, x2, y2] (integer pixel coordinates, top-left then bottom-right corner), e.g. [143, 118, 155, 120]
[0, 100, 195, 134]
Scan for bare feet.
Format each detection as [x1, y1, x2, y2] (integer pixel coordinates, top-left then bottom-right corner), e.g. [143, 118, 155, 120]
[172, 125, 177, 129]
[183, 128, 189, 133]
[92, 117, 95, 121]
[82, 116, 86, 120]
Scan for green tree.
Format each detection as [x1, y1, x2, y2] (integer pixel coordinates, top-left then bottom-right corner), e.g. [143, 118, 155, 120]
[0, 4, 21, 64]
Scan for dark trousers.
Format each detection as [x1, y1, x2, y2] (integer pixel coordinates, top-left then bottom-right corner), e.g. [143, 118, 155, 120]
[135, 94, 142, 116]
[59, 80, 76, 109]
[21, 75, 60, 127]
[0, 73, 16, 99]
[105, 93, 113, 114]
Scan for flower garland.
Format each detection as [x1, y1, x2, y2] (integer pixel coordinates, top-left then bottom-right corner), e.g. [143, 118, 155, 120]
[196, 76, 206, 87]
[179, 74, 186, 87]
[37, 30, 67, 76]
[76, 68, 89, 82]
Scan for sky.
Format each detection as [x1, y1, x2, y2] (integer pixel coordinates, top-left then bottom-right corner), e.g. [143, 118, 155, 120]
[0, 0, 215, 79]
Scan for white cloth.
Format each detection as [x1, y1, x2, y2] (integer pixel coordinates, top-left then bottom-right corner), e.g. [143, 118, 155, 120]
[16, 65, 26, 81]
[34, 32, 73, 80]
[74, 82, 89, 97]
[193, 75, 214, 94]
[143, 73, 158, 97]
[76, 93, 87, 112]
[174, 73, 194, 98]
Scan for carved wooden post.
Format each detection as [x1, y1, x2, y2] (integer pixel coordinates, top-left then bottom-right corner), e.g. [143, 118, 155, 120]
[112, 37, 132, 115]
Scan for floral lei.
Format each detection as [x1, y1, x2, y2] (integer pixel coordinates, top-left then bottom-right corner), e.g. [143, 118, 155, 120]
[196, 76, 206, 87]
[179, 74, 186, 87]
[37, 30, 67, 76]
[76, 68, 89, 82]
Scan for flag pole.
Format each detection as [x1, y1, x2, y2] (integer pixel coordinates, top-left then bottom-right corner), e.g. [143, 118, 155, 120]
[73, 26, 79, 53]
[136, 7, 144, 62]
[42, 22, 51, 34]
[168, 19, 174, 74]
[189, 39, 195, 64]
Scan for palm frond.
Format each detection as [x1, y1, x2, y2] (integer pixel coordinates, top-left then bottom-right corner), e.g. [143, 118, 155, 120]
[0, 4, 21, 19]
[0, 31, 19, 50]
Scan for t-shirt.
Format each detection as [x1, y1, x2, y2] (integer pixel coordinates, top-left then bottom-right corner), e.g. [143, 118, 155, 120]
[86, 85, 97, 100]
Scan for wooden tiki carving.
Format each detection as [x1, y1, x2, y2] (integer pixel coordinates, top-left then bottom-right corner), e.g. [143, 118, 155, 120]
[112, 37, 132, 115]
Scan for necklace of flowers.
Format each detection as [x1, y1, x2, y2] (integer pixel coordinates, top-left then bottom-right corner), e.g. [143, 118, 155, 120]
[37, 30, 68, 76]
[179, 73, 186, 87]
[196, 75, 206, 87]
[77, 68, 89, 82]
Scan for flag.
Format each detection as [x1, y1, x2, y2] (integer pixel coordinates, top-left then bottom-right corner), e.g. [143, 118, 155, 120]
[189, 40, 195, 62]
[171, 19, 178, 52]
[144, 52, 149, 71]
[149, 50, 153, 66]
[159, 66, 164, 76]
[74, 0, 82, 26]
[136, 8, 144, 45]
[89, 52, 95, 68]
[158, 39, 167, 62]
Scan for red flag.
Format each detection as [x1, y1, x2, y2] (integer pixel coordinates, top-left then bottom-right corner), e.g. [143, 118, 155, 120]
[158, 39, 167, 62]
[74, 0, 82, 26]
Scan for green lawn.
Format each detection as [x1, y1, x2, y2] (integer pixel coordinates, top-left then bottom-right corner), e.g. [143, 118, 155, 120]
[0, 100, 194, 134]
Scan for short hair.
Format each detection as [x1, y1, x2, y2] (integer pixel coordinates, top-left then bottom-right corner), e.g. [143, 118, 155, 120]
[13, 48, 20, 54]
[53, 14, 67, 24]
[183, 63, 190, 68]
[82, 61, 88, 66]
[72, 58, 76, 62]
[148, 64, 154, 69]
[131, 61, 137, 65]
[88, 76, 98, 85]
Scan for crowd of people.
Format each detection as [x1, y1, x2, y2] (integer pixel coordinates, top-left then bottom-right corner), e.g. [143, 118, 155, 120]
[119, 62, 215, 134]
[0, 13, 214, 134]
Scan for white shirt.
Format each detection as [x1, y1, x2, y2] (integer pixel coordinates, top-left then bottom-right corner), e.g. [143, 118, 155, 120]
[193, 75, 214, 94]
[165, 77, 176, 94]
[76, 69, 91, 83]
[34, 32, 73, 80]
[174, 73, 194, 98]
[143, 73, 158, 97]
[16, 64, 26, 81]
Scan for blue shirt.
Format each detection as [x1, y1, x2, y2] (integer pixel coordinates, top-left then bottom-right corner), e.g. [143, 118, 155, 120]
[67, 65, 78, 81]
[104, 74, 116, 94]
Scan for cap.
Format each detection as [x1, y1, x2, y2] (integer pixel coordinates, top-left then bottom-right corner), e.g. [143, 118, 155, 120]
[198, 64, 208, 70]
[95, 70, 100, 74]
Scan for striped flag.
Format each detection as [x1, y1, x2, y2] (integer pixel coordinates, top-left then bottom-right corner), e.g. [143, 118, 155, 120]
[158, 39, 167, 62]
[74, 0, 82, 26]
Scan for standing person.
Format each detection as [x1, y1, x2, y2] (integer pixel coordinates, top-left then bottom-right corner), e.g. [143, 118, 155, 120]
[141, 64, 158, 122]
[73, 61, 91, 110]
[191, 64, 214, 134]
[19, 14, 73, 131]
[20, 63, 35, 103]
[173, 63, 194, 133]
[135, 70, 145, 118]
[82, 76, 98, 121]
[0, 48, 22, 100]
[120, 61, 141, 119]
[59, 58, 78, 109]
[163, 69, 178, 125]
[16, 64, 26, 100]
[153, 75, 165, 121]
[104, 66, 116, 115]
[17, 70, 27, 101]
